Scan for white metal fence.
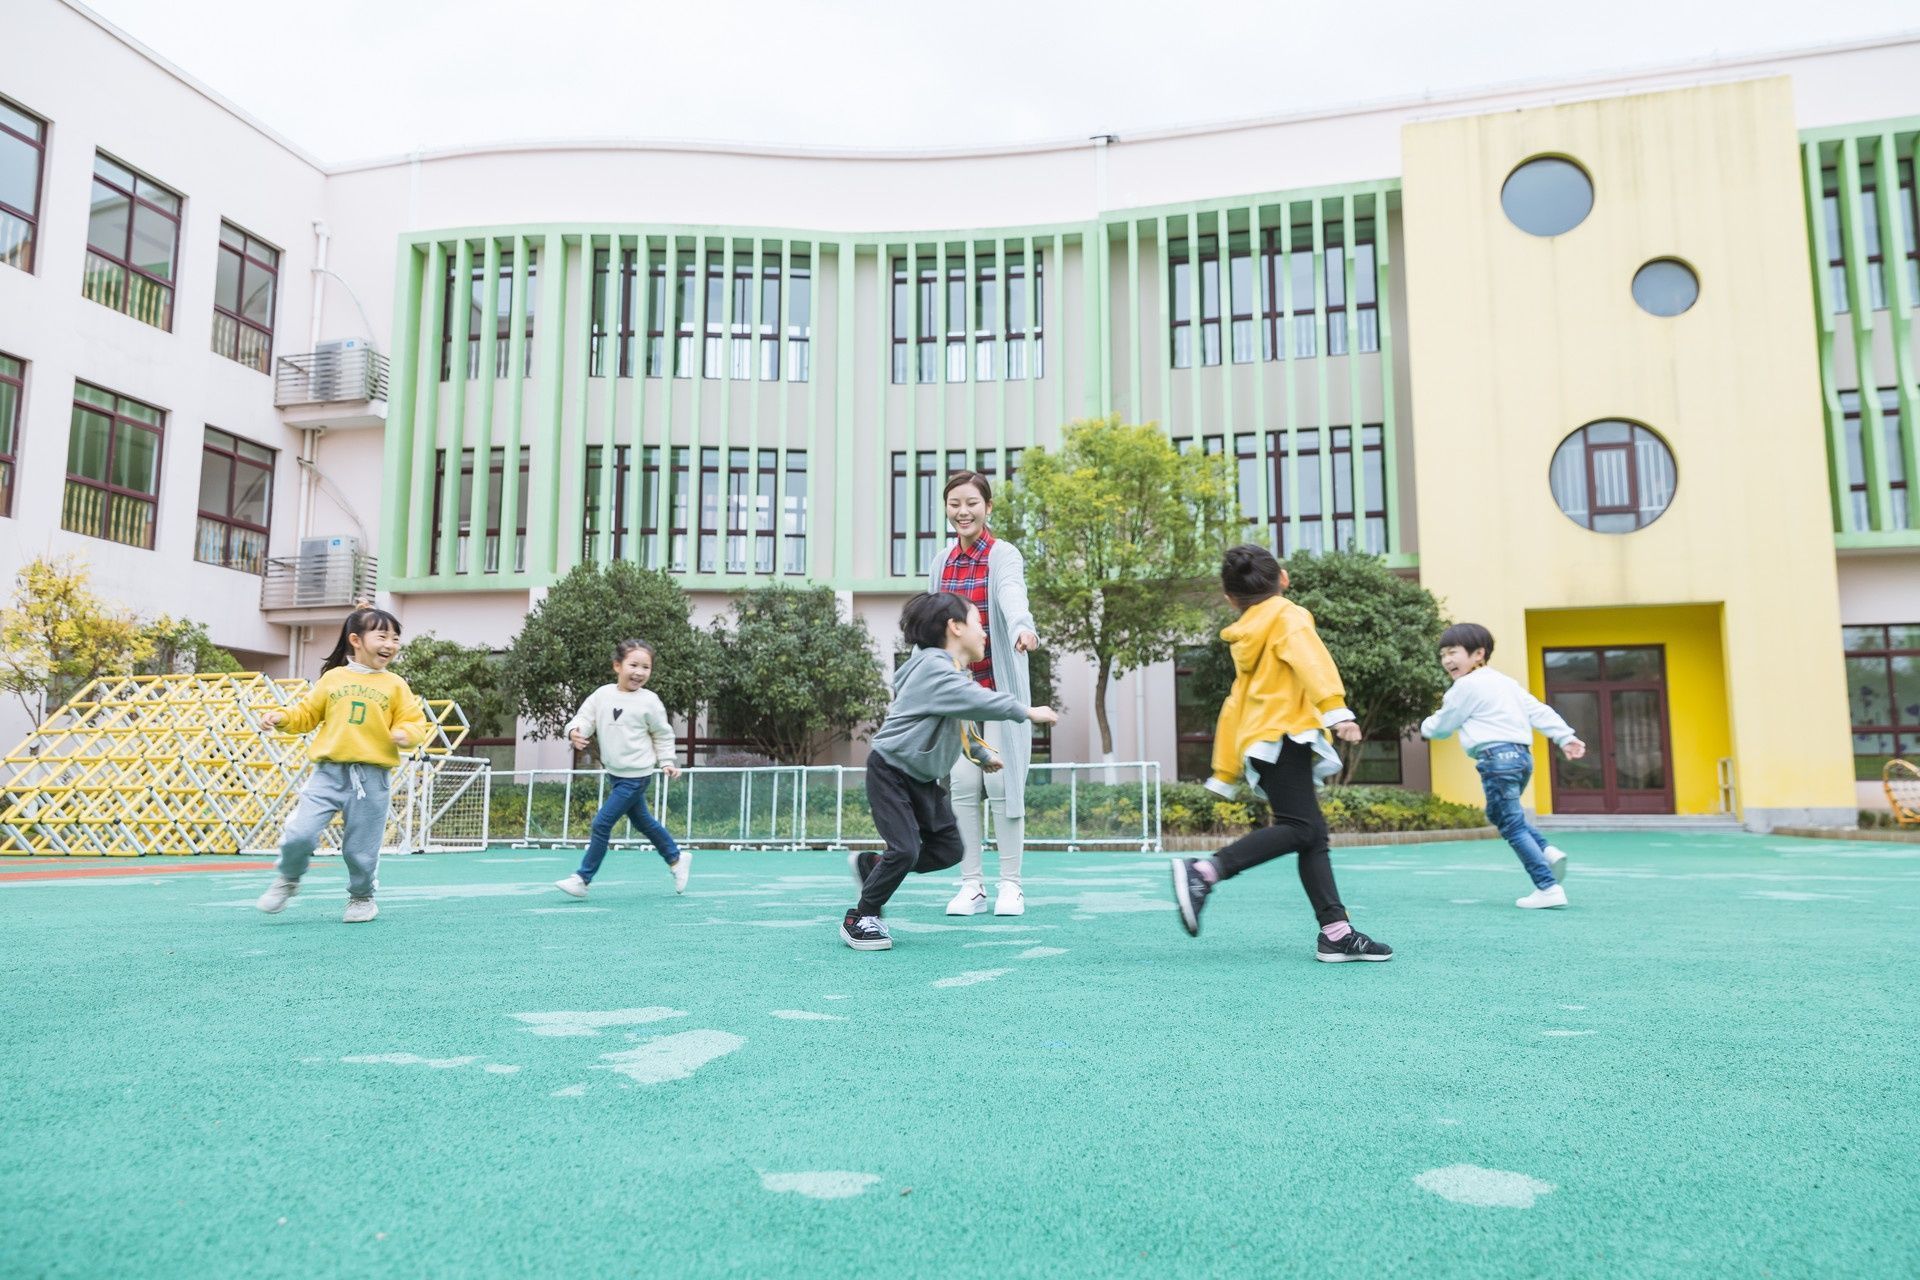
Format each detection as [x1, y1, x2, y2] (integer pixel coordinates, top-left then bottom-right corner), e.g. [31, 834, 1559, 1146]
[494, 760, 1162, 852]
[242, 754, 493, 856]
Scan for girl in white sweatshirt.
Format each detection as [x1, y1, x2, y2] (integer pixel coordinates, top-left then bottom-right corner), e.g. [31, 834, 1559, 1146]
[553, 639, 687, 900]
[1421, 623, 1585, 910]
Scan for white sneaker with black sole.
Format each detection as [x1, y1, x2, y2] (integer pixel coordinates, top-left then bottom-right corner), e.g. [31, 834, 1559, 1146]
[840, 910, 891, 950]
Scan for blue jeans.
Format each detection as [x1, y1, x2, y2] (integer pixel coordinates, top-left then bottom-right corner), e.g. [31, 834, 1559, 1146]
[1475, 743, 1556, 891]
[576, 774, 681, 883]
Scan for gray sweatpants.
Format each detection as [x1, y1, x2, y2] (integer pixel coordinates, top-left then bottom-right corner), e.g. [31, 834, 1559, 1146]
[276, 762, 392, 899]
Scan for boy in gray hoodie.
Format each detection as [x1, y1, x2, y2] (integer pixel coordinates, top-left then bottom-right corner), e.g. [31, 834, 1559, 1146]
[842, 591, 1058, 950]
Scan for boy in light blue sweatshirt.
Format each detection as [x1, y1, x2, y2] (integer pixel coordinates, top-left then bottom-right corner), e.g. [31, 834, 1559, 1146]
[841, 591, 1057, 951]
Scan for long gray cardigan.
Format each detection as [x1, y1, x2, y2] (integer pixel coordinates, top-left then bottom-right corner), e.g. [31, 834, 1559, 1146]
[927, 537, 1037, 819]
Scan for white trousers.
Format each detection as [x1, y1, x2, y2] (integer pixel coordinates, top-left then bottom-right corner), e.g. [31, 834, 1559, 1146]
[949, 719, 1024, 886]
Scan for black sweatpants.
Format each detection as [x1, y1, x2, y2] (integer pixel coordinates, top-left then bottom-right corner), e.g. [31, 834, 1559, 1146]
[1211, 737, 1349, 927]
[856, 752, 965, 916]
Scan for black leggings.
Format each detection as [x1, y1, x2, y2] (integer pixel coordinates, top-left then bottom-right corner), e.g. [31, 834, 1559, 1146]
[1211, 738, 1348, 927]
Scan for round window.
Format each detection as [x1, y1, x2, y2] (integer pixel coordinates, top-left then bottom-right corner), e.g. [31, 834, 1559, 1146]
[1501, 157, 1593, 237]
[1632, 258, 1699, 316]
[1548, 421, 1676, 533]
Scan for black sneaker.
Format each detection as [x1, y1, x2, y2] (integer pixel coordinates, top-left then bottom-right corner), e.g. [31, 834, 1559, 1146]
[1316, 928, 1393, 963]
[847, 851, 881, 916]
[1170, 858, 1212, 937]
[840, 909, 892, 951]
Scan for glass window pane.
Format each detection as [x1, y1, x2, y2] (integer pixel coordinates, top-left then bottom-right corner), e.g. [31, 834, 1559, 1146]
[0, 132, 37, 214]
[74, 382, 114, 410]
[1632, 259, 1699, 317]
[1544, 649, 1601, 681]
[93, 154, 133, 188]
[215, 246, 242, 312]
[1501, 157, 1594, 237]
[199, 449, 233, 515]
[219, 223, 245, 251]
[1603, 648, 1661, 681]
[0, 101, 40, 139]
[135, 178, 180, 215]
[0, 379, 16, 454]
[1551, 690, 1605, 790]
[1611, 689, 1667, 790]
[239, 262, 274, 326]
[118, 397, 162, 426]
[131, 204, 176, 280]
[1854, 731, 1896, 780]
[112, 423, 159, 494]
[234, 462, 271, 525]
[87, 182, 130, 255]
[68, 408, 112, 481]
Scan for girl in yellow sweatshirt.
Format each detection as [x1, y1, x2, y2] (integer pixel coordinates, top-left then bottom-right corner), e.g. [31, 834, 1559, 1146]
[1169, 545, 1394, 963]
[254, 607, 430, 923]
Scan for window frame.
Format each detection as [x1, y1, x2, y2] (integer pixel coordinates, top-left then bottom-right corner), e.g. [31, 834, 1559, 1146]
[0, 351, 22, 518]
[431, 445, 530, 575]
[0, 95, 47, 274]
[211, 222, 281, 374]
[442, 248, 536, 381]
[64, 381, 166, 550]
[1842, 623, 1920, 781]
[83, 152, 183, 330]
[195, 426, 274, 573]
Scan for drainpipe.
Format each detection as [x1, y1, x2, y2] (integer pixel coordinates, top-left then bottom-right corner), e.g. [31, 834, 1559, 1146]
[290, 220, 333, 676]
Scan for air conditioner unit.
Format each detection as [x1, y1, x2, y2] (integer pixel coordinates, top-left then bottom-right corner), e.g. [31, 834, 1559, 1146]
[309, 338, 366, 402]
[295, 535, 362, 605]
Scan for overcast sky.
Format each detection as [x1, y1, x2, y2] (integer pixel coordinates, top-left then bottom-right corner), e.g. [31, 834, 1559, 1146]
[72, 0, 1920, 164]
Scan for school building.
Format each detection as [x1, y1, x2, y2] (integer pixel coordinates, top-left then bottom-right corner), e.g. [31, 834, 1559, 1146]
[2, 0, 1917, 828]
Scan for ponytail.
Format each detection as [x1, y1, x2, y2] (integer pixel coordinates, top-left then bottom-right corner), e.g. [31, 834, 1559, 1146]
[320, 607, 403, 676]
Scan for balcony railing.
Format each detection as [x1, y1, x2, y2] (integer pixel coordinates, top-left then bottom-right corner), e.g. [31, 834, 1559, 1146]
[260, 544, 378, 611]
[274, 346, 390, 408]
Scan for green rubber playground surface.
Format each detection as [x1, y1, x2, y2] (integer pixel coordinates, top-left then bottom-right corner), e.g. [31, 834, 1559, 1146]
[3, 834, 1916, 1278]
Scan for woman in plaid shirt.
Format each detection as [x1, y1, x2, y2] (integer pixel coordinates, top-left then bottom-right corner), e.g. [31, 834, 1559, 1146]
[928, 470, 1042, 916]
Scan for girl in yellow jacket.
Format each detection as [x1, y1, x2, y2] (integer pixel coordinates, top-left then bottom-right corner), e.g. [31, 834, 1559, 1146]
[1169, 545, 1394, 963]
[254, 607, 430, 924]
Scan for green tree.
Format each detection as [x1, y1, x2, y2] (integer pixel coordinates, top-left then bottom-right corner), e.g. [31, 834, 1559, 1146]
[137, 616, 242, 676]
[1182, 550, 1449, 784]
[1003, 416, 1240, 759]
[0, 555, 154, 725]
[706, 585, 888, 764]
[504, 562, 712, 741]
[392, 634, 513, 742]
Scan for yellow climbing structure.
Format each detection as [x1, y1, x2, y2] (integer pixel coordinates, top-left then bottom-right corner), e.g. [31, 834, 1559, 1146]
[0, 673, 468, 857]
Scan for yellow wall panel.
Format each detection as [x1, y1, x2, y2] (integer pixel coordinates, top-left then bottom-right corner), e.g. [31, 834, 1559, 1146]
[1401, 78, 1855, 825]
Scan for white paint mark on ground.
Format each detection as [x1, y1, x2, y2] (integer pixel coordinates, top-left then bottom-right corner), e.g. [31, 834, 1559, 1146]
[889, 920, 1056, 934]
[300, 1055, 325, 1063]
[933, 969, 1012, 988]
[1742, 890, 1855, 901]
[1018, 946, 1068, 959]
[822, 995, 849, 1001]
[341, 1053, 480, 1069]
[962, 939, 1045, 948]
[1449, 899, 1481, 905]
[550, 1084, 588, 1098]
[1414, 1164, 1556, 1208]
[1434, 1118, 1460, 1126]
[484, 1064, 521, 1074]
[759, 1171, 880, 1200]
[1542, 1029, 1596, 1038]
[1560, 1004, 1587, 1011]
[770, 1010, 846, 1021]
[526, 906, 611, 914]
[512, 1008, 687, 1037]
[593, 1030, 746, 1084]
[480, 857, 561, 863]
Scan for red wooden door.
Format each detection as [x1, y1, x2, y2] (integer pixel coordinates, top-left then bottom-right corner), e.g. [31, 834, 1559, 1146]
[1543, 646, 1676, 814]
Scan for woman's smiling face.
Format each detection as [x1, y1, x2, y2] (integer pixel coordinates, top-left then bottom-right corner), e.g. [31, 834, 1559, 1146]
[945, 482, 990, 540]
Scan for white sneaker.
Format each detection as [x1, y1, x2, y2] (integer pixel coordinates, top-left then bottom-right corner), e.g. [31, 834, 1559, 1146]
[946, 882, 988, 916]
[994, 883, 1025, 916]
[554, 874, 589, 899]
[342, 897, 379, 923]
[255, 876, 299, 914]
[670, 852, 692, 894]
[1516, 884, 1569, 910]
[1544, 846, 1569, 882]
